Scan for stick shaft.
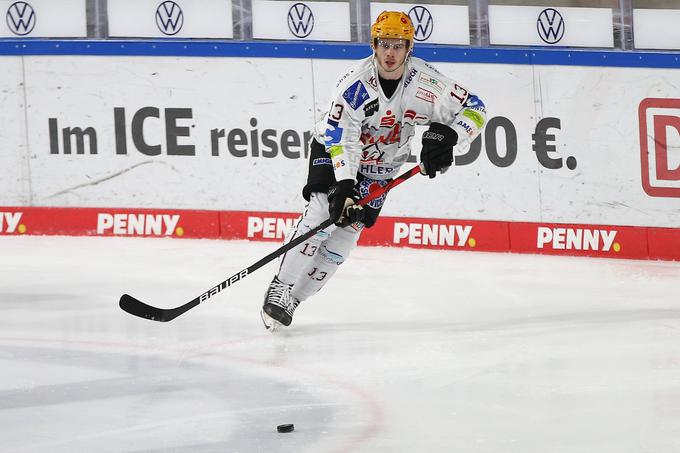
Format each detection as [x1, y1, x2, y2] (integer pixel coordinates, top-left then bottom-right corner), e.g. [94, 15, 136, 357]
[120, 165, 423, 322]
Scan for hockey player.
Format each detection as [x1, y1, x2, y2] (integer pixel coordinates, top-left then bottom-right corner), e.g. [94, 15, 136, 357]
[261, 11, 487, 330]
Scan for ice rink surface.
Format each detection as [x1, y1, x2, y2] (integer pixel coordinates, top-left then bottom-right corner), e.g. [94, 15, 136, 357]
[2, 235, 680, 453]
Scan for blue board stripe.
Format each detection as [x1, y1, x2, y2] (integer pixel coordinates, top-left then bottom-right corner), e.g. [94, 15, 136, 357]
[0, 39, 679, 68]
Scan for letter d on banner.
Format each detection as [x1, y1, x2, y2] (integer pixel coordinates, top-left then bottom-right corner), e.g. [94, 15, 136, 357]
[639, 98, 680, 197]
[653, 115, 680, 181]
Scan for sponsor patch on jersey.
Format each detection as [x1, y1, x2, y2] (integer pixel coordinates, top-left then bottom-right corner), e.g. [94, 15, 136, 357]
[463, 109, 485, 128]
[360, 164, 395, 177]
[465, 95, 486, 113]
[324, 119, 344, 146]
[363, 99, 379, 117]
[367, 76, 378, 90]
[403, 68, 418, 89]
[456, 119, 475, 136]
[380, 111, 396, 127]
[419, 73, 445, 93]
[343, 80, 370, 110]
[313, 157, 332, 166]
[360, 123, 402, 146]
[416, 88, 437, 103]
[329, 145, 344, 158]
[358, 178, 389, 209]
[361, 143, 385, 165]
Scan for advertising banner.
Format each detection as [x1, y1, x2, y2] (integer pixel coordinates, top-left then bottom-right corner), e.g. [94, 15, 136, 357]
[252, 0, 350, 41]
[108, 0, 233, 39]
[16, 56, 315, 212]
[4, 206, 678, 261]
[369, 3, 470, 45]
[2, 53, 680, 233]
[0, 0, 86, 37]
[0, 57, 29, 205]
[489, 5, 613, 48]
[509, 222, 648, 260]
[634, 9, 680, 50]
[0, 206, 220, 238]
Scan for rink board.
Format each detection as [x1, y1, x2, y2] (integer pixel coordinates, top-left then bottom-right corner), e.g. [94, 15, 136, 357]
[2, 205, 679, 261]
[1, 41, 679, 260]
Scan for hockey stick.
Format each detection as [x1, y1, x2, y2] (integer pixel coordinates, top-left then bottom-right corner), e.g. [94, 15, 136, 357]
[119, 164, 423, 322]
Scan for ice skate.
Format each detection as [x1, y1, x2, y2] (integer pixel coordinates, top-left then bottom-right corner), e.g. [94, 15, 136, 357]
[262, 276, 301, 329]
[260, 306, 283, 331]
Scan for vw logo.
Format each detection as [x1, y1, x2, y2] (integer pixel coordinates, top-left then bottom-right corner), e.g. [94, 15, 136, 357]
[288, 3, 314, 38]
[537, 8, 565, 44]
[156, 1, 184, 36]
[408, 6, 433, 41]
[6, 1, 35, 36]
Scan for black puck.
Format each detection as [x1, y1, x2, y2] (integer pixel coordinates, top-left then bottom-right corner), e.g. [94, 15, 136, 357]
[277, 423, 294, 433]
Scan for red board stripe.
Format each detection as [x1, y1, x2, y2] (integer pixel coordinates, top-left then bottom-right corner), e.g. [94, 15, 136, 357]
[1, 206, 679, 261]
[647, 227, 680, 260]
[0, 207, 220, 238]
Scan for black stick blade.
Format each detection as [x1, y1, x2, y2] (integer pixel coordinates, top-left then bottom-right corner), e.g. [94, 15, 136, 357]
[119, 294, 199, 322]
[120, 294, 171, 322]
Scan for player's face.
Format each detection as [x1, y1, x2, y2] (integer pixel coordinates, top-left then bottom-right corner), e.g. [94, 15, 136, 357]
[374, 38, 409, 79]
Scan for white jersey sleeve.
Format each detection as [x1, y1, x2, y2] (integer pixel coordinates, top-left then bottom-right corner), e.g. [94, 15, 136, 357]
[318, 58, 378, 183]
[415, 59, 487, 152]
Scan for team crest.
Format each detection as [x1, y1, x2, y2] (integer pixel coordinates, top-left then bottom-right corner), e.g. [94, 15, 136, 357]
[358, 178, 389, 209]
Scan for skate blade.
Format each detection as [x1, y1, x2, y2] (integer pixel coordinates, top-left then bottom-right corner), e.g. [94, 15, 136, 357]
[260, 308, 283, 332]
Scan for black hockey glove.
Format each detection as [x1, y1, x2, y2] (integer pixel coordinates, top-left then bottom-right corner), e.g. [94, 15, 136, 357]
[327, 179, 364, 227]
[420, 122, 458, 179]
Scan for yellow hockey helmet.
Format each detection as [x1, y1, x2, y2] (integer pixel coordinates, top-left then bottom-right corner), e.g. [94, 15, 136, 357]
[371, 11, 414, 45]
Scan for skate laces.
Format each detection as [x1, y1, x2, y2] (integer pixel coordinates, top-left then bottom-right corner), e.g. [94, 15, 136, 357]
[266, 277, 291, 308]
[285, 297, 301, 316]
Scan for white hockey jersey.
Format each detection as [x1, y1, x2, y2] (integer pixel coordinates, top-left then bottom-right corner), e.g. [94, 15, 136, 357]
[316, 55, 487, 182]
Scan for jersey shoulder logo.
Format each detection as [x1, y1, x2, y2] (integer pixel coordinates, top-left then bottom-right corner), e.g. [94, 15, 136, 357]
[363, 99, 379, 117]
[343, 80, 370, 110]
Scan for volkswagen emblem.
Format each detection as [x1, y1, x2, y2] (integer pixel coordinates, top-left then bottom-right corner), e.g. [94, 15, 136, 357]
[537, 8, 565, 44]
[288, 3, 314, 38]
[156, 1, 184, 36]
[408, 6, 433, 41]
[6, 1, 35, 36]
